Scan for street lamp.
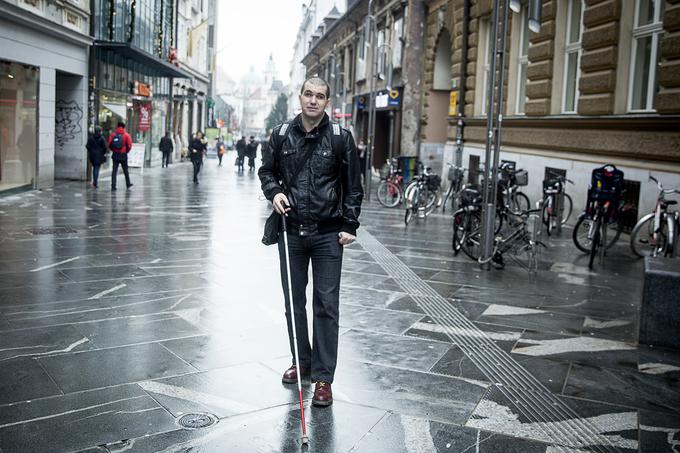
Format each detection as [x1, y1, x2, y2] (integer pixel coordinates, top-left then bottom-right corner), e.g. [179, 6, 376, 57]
[478, 0, 542, 268]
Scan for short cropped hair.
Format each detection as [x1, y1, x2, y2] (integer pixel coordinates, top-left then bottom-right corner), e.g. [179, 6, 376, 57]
[117, 122, 125, 128]
[300, 77, 330, 98]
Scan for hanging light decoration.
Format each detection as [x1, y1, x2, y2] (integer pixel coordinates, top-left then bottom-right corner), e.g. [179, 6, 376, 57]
[128, 0, 137, 43]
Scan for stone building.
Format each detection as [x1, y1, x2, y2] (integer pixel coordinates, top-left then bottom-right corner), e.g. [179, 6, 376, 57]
[1, 0, 92, 193]
[420, 0, 680, 217]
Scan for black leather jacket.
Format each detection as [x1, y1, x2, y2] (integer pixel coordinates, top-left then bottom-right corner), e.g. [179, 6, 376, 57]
[258, 113, 363, 235]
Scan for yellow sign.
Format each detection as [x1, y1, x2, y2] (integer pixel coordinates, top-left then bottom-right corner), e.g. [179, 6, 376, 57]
[449, 91, 458, 116]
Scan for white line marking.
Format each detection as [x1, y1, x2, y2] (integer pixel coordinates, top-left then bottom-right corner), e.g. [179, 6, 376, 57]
[29, 256, 81, 272]
[87, 283, 127, 300]
[139, 380, 257, 413]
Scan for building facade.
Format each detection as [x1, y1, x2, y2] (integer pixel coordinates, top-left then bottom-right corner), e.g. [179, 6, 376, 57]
[1, 0, 92, 193]
[420, 0, 680, 217]
[301, 0, 426, 170]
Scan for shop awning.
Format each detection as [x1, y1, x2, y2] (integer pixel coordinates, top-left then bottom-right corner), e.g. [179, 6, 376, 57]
[101, 102, 127, 119]
[94, 41, 193, 79]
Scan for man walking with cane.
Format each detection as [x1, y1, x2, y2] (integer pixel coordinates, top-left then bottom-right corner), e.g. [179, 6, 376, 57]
[258, 77, 363, 407]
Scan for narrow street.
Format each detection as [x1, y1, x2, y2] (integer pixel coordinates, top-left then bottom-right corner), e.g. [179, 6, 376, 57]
[0, 158, 678, 452]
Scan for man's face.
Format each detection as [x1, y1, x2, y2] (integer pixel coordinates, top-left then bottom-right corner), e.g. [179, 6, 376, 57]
[299, 82, 329, 122]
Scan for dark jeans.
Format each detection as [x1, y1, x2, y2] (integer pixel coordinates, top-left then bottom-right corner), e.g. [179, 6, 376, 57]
[111, 159, 131, 188]
[278, 230, 343, 383]
[218, 153, 223, 165]
[92, 164, 100, 187]
[162, 151, 171, 167]
[192, 159, 202, 182]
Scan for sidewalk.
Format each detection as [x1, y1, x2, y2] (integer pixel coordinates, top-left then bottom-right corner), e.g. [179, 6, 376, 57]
[0, 160, 678, 452]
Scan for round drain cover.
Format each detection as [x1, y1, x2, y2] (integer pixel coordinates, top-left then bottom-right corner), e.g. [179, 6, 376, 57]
[177, 412, 218, 429]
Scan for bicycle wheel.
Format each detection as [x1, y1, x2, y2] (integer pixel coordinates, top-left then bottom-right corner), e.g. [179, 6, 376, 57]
[573, 215, 620, 253]
[377, 181, 401, 208]
[424, 190, 438, 216]
[515, 242, 539, 273]
[542, 196, 554, 236]
[461, 211, 483, 261]
[630, 213, 668, 257]
[442, 185, 453, 213]
[588, 218, 602, 269]
[452, 211, 464, 254]
[561, 193, 573, 224]
[512, 191, 531, 212]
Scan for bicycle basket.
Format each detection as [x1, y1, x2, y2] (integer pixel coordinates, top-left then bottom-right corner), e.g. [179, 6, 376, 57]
[542, 179, 562, 193]
[379, 164, 391, 180]
[514, 169, 529, 186]
[427, 174, 442, 191]
[460, 185, 482, 207]
[448, 166, 463, 182]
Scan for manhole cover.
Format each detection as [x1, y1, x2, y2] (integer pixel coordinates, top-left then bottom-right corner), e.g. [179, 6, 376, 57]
[177, 412, 218, 429]
[27, 227, 78, 236]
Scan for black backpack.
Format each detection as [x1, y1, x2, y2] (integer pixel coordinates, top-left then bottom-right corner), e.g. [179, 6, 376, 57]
[111, 132, 125, 152]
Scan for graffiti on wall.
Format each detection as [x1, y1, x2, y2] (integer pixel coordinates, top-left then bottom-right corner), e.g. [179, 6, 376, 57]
[55, 99, 83, 146]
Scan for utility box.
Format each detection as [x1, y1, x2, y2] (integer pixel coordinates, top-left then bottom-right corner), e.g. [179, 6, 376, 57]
[639, 257, 680, 349]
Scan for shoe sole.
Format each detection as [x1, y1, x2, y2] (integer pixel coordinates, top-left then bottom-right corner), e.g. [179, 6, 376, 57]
[312, 398, 333, 407]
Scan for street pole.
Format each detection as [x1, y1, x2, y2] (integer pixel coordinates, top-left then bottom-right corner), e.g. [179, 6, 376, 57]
[479, 0, 505, 267]
[365, 1, 376, 201]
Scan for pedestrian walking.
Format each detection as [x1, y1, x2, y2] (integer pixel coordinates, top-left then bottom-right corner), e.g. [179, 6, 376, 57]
[86, 126, 108, 189]
[357, 138, 367, 186]
[159, 132, 173, 168]
[246, 136, 257, 171]
[258, 77, 363, 407]
[216, 136, 226, 166]
[108, 121, 133, 191]
[189, 131, 207, 184]
[235, 136, 246, 171]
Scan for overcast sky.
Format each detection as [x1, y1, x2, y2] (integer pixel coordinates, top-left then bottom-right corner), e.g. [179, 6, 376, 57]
[215, 0, 302, 84]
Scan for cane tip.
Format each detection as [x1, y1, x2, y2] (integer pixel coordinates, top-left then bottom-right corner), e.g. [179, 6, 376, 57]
[301, 435, 309, 445]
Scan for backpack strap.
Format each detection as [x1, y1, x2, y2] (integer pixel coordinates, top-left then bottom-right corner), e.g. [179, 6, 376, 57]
[330, 121, 343, 163]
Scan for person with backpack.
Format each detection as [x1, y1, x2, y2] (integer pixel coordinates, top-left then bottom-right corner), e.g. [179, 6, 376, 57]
[107, 121, 133, 191]
[189, 131, 207, 184]
[216, 136, 226, 167]
[258, 77, 363, 408]
[159, 132, 173, 168]
[86, 126, 108, 189]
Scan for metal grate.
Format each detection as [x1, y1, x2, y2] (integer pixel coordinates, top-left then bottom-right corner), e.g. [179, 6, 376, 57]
[27, 227, 78, 236]
[468, 155, 480, 185]
[619, 179, 641, 234]
[177, 413, 218, 429]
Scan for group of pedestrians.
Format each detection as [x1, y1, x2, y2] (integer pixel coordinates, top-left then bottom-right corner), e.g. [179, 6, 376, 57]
[85, 121, 133, 191]
[235, 135, 259, 172]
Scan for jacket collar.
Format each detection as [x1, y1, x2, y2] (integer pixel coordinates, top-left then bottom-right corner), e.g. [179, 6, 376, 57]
[293, 112, 330, 137]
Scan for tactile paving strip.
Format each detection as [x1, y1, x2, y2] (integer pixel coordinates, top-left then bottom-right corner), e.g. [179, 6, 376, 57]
[359, 229, 622, 453]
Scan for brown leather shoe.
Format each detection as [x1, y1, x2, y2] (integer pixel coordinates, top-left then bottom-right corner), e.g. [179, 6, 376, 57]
[281, 365, 309, 384]
[312, 381, 333, 407]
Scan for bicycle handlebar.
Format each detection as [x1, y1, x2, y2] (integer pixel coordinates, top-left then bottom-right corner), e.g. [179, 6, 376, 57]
[650, 174, 680, 194]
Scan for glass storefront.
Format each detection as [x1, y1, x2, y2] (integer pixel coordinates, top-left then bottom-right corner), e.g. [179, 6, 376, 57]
[0, 61, 38, 191]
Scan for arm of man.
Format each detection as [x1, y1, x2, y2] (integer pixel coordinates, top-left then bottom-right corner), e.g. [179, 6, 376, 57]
[339, 130, 364, 245]
[125, 133, 133, 153]
[257, 126, 289, 214]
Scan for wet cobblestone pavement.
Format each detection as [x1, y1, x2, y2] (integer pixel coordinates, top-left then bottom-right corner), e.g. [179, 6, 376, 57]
[0, 158, 679, 452]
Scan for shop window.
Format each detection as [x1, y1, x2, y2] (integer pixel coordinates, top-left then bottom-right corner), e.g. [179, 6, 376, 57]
[628, 0, 664, 112]
[562, 0, 583, 113]
[0, 61, 38, 190]
[515, 8, 529, 115]
[392, 16, 404, 69]
[480, 21, 494, 115]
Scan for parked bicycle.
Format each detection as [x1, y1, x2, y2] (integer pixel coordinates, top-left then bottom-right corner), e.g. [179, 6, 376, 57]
[541, 172, 574, 236]
[495, 163, 530, 231]
[404, 166, 442, 225]
[376, 158, 405, 208]
[478, 207, 546, 273]
[442, 164, 465, 213]
[572, 164, 625, 269]
[630, 175, 680, 258]
[452, 185, 484, 259]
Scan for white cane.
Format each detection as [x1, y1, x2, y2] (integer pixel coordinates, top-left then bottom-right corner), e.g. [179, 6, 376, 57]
[281, 212, 309, 446]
